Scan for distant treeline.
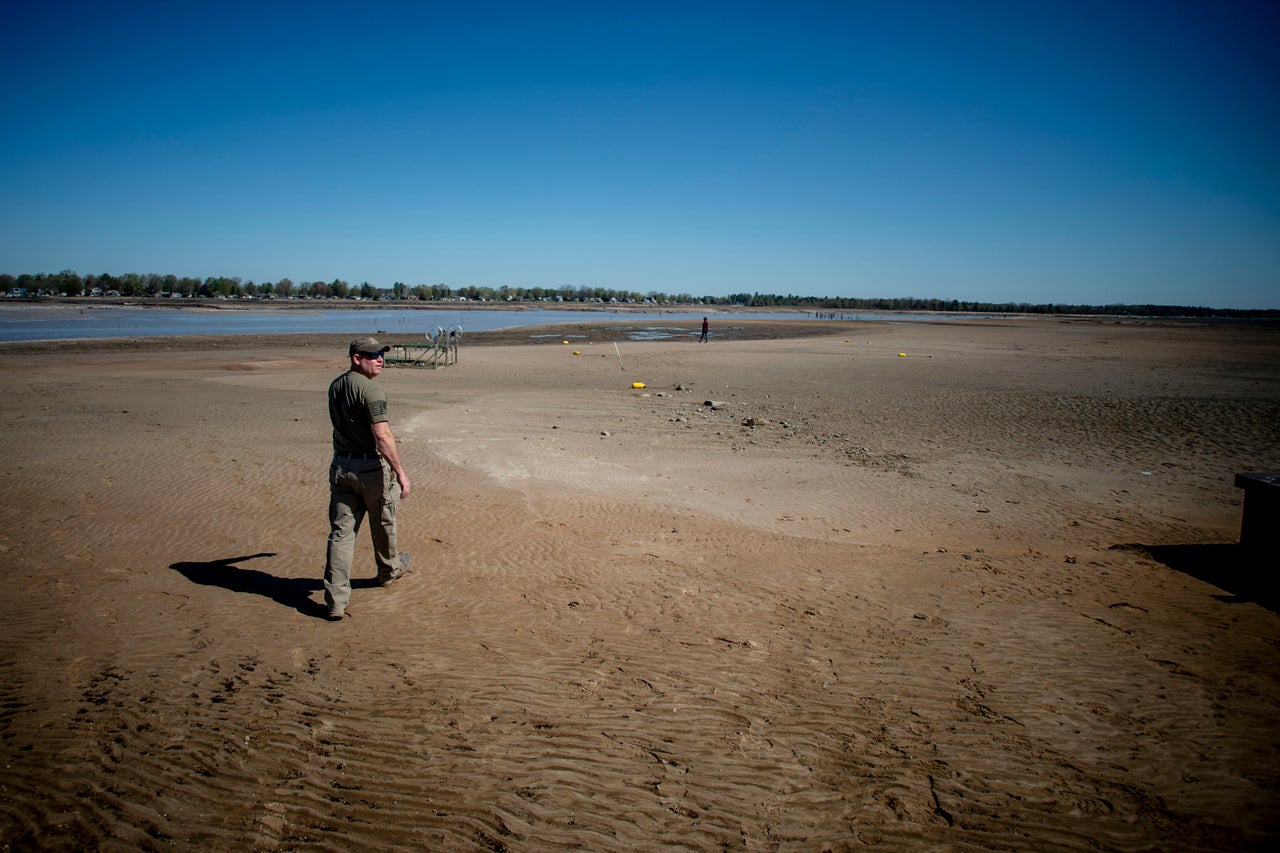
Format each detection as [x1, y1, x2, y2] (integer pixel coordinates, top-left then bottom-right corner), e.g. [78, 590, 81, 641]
[3, 270, 1276, 319]
[731, 294, 1280, 319]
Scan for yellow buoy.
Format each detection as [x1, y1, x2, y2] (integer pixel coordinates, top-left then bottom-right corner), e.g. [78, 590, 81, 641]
[898, 352, 907, 357]
[844, 339, 851, 343]
[572, 350, 580, 355]
[631, 382, 646, 389]
[561, 340, 569, 345]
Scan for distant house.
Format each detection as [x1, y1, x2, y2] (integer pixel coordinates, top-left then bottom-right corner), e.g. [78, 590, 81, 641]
[6, 287, 29, 298]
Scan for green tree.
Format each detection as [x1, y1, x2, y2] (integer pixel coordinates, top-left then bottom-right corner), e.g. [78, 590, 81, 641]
[118, 273, 143, 296]
[58, 269, 84, 296]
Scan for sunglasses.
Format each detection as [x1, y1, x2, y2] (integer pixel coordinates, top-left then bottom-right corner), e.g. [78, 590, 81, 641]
[358, 351, 385, 360]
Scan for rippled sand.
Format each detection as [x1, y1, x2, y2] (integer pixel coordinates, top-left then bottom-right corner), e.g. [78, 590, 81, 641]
[2, 317, 1278, 850]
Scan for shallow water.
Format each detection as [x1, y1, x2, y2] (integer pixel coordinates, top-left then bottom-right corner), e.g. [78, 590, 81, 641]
[0, 303, 991, 342]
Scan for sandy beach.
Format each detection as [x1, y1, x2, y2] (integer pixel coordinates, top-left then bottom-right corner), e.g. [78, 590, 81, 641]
[2, 315, 1278, 850]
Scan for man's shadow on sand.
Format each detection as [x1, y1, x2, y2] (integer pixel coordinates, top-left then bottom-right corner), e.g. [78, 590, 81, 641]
[170, 553, 382, 620]
[1121, 543, 1279, 614]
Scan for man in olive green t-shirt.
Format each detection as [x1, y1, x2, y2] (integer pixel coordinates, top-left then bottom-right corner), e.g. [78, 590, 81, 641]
[323, 335, 412, 620]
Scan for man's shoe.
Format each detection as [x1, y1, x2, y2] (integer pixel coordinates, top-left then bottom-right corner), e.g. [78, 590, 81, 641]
[379, 552, 411, 587]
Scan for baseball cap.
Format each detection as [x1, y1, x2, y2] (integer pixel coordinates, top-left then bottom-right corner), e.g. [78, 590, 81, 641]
[349, 336, 391, 355]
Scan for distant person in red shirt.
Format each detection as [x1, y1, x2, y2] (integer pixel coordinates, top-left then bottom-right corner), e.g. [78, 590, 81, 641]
[699, 316, 709, 343]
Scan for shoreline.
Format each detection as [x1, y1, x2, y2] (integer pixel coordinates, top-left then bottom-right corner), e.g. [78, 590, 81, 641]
[4, 313, 1276, 356]
[0, 319, 877, 354]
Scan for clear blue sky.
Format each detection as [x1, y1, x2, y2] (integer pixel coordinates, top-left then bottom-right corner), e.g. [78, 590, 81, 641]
[2, 1, 1277, 308]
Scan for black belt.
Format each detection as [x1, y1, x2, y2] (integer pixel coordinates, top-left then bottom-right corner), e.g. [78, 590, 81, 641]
[334, 452, 380, 460]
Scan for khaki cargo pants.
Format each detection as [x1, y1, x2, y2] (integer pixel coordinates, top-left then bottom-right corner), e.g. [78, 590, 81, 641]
[323, 454, 400, 614]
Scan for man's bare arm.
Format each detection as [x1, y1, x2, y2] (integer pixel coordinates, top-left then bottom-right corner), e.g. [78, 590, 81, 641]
[372, 421, 411, 498]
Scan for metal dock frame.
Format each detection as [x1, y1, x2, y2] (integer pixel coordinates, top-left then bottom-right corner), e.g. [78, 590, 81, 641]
[384, 326, 461, 369]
